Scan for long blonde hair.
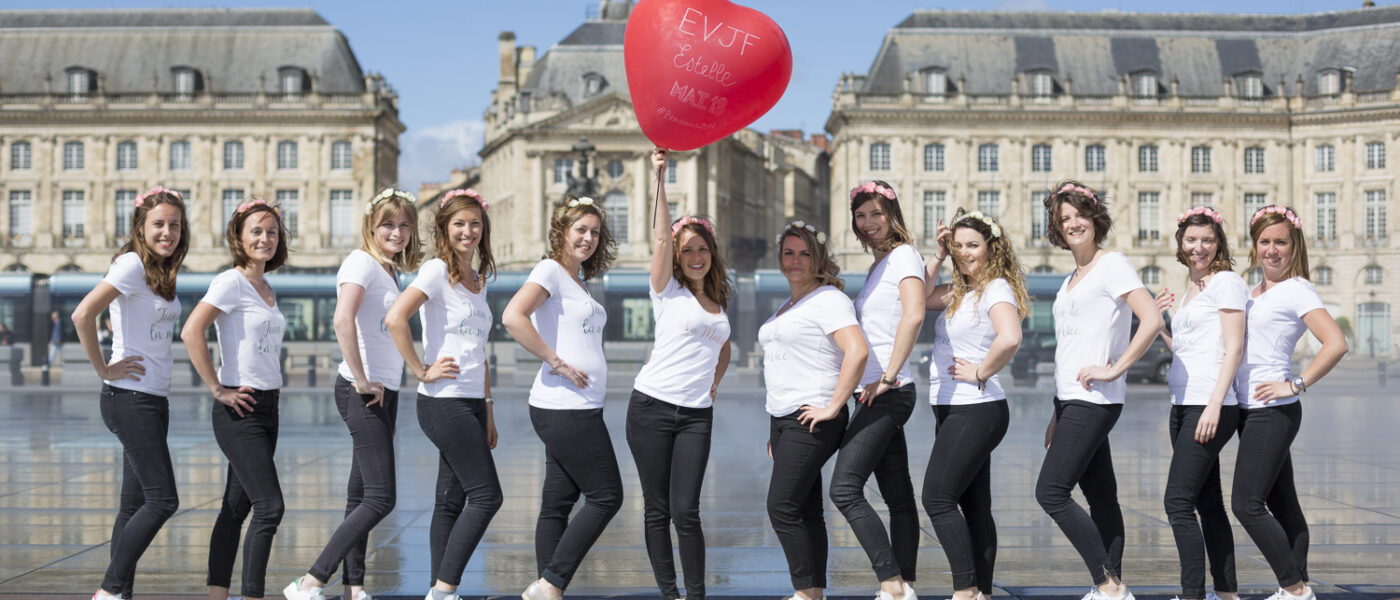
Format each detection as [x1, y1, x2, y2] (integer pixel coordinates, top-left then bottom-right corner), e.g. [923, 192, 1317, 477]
[945, 211, 1030, 320]
[360, 188, 422, 272]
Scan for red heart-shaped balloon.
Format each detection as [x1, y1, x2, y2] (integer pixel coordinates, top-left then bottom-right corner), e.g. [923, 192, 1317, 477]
[624, 0, 792, 151]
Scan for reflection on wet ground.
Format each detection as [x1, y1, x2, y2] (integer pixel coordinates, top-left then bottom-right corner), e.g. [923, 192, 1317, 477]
[1, 366, 1397, 599]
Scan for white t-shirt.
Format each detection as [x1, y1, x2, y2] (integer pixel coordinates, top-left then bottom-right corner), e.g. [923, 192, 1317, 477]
[202, 269, 286, 390]
[930, 278, 1016, 405]
[526, 259, 608, 409]
[634, 277, 731, 408]
[103, 252, 180, 396]
[1167, 271, 1247, 406]
[409, 258, 491, 399]
[759, 286, 860, 417]
[1233, 277, 1325, 410]
[854, 244, 925, 387]
[1052, 252, 1145, 405]
[336, 249, 404, 390]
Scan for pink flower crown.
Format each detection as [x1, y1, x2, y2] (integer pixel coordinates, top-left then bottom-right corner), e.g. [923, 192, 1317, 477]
[440, 188, 487, 210]
[134, 186, 182, 208]
[849, 181, 896, 203]
[1177, 205, 1222, 225]
[672, 216, 715, 236]
[1055, 183, 1099, 204]
[234, 198, 279, 216]
[1250, 205, 1303, 230]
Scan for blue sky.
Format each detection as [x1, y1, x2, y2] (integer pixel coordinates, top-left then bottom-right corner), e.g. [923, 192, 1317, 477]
[31, 0, 1394, 189]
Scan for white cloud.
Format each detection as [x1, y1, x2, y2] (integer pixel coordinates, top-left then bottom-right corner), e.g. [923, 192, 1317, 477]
[397, 119, 486, 192]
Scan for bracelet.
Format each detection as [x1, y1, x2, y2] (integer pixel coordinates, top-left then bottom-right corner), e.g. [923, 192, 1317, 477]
[880, 374, 898, 386]
[975, 366, 987, 391]
[484, 396, 493, 404]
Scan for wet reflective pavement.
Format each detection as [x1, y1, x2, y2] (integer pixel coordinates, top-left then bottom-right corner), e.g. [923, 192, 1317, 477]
[1, 364, 1398, 599]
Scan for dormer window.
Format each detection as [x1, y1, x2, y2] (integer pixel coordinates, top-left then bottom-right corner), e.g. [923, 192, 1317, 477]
[171, 66, 202, 98]
[582, 72, 608, 98]
[1028, 70, 1054, 98]
[1238, 72, 1264, 99]
[66, 67, 94, 98]
[1132, 70, 1158, 98]
[1318, 69, 1341, 95]
[922, 68, 947, 97]
[278, 66, 309, 98]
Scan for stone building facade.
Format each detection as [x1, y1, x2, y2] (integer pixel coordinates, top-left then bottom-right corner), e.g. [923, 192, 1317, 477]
[827, 7, 1400, 356]
[474, 0, 829, 272]
[0, 9, 404, 273]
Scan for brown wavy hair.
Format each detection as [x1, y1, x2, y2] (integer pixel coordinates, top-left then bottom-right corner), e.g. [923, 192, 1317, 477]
[226, 201, 289, 272]
[849, 180, 915, 253]
[1248, 205, 1310, 280]
[434, 194, 496, 287]
[1174, 211, 1233, 274]
[1043, 179, 1112, 250]
[778, 222, 843, 292]
[672, 218, 733, 308]
[547, 195, 617, 281]
[361, 191, 423, 272]
[945, 211, 1030, 320]
[115, 188, 189, 300]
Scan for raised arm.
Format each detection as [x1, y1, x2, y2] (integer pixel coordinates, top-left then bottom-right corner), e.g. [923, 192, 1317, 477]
[181, 302, 255, 416]
[649, 148, 674, 294]
[71, 282, 141, 382]
[923, 223, 952, 309]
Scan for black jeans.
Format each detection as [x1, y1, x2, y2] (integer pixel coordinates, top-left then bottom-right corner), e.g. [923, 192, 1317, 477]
[829, 384, 918, 582]
[1035, 398, 1124, 585]
[1165, 404, 1239, 599]
[924, 400, 1009, 595]
[207, 388, 284, 599]
[767, 404, 849, 591]
[309, 376, 399, 584]
[530, 405, 624, 590]
[99, 384, 180, 598]
[1232, 402, 1308, 588]
[419, 394, 503, 587]
[626, 390, 713, 600]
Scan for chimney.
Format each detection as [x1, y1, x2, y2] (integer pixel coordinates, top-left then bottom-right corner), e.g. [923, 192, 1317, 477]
[498, 32, 517, 86]
[808, 134, 831, 152]
[518, 45, 537, 86]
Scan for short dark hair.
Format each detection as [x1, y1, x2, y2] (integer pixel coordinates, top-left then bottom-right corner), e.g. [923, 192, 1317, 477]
[1043, 180, 1112, 250]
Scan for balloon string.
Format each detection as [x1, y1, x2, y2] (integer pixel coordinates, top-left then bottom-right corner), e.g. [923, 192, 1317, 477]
[652, 170, 663, 230]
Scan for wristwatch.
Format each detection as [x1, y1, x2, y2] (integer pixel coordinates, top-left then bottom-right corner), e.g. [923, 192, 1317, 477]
[1290, 376, 1306, 394]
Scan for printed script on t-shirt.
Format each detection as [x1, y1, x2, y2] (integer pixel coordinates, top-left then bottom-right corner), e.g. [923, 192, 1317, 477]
[150, 307, 178, 342]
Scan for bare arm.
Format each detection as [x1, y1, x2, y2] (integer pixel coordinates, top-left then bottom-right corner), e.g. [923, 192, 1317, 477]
[503, 282, 590, 388]
[71, 282, 142, 381]
[334, 282, 383, 405]
[181, 301, 255, 416]
[861, 276, 926, 404]
[385, 287, 447, 382]
[711, 341, 732, 400]
[649, 148, 673, 295]
[798, 324, 869, 431]
[1077, 287, 1163, 388]
[483, 356, 497, 449]
[1192, 308, 1244, 443]
[959, 302, 1023, 382]
[1298, 308, 1348, 389]
[1154, 288, 1175, 348]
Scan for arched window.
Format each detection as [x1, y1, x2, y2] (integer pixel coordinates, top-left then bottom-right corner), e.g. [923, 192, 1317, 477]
[1315, 266, 1334, 286]
[278, 66, 309, 98]
[605, 159, 624, 178]
[1131, 70, 1159, 98]
[604, 191, 629, 243]
[582, 72, 608, 98]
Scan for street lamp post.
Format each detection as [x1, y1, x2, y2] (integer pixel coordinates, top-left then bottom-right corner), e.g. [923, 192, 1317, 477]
[565, 136, 599, 200]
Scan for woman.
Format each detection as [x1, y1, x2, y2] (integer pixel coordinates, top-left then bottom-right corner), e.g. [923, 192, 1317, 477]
[628, 149, 732, 600]
[385, 189, 502, 600]
[1152, 206, 1246, 600]
[72, 186, 189, 600]
[285, 188, 421, 600]
[182, 198, 289, 600]
[760, 220, 869, 600]
[1037, 181, 1161, 600]
[922, 210, 1028, 600]
[502, 195, 620, 600]
[836, 181, 923, 600]
[1232, 206, 1347, 600]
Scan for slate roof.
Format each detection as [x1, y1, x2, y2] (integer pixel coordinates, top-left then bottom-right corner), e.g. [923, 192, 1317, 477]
[862, 5, 1400, 97]
[0, 9, 366, 94]
[522, 18, 629, 106]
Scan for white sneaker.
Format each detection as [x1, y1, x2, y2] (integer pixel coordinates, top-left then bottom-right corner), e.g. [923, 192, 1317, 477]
[282, 577, 326, 600]
[425, 592, 462, 600]
[1109, 588, 1136, 600]
[355, 593, 375, 600]
[1204, 593, 1229, 600]
[1265, 588, 1313, 600]
[93, 592, 124, 600]
[901, 582, 919, 600]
